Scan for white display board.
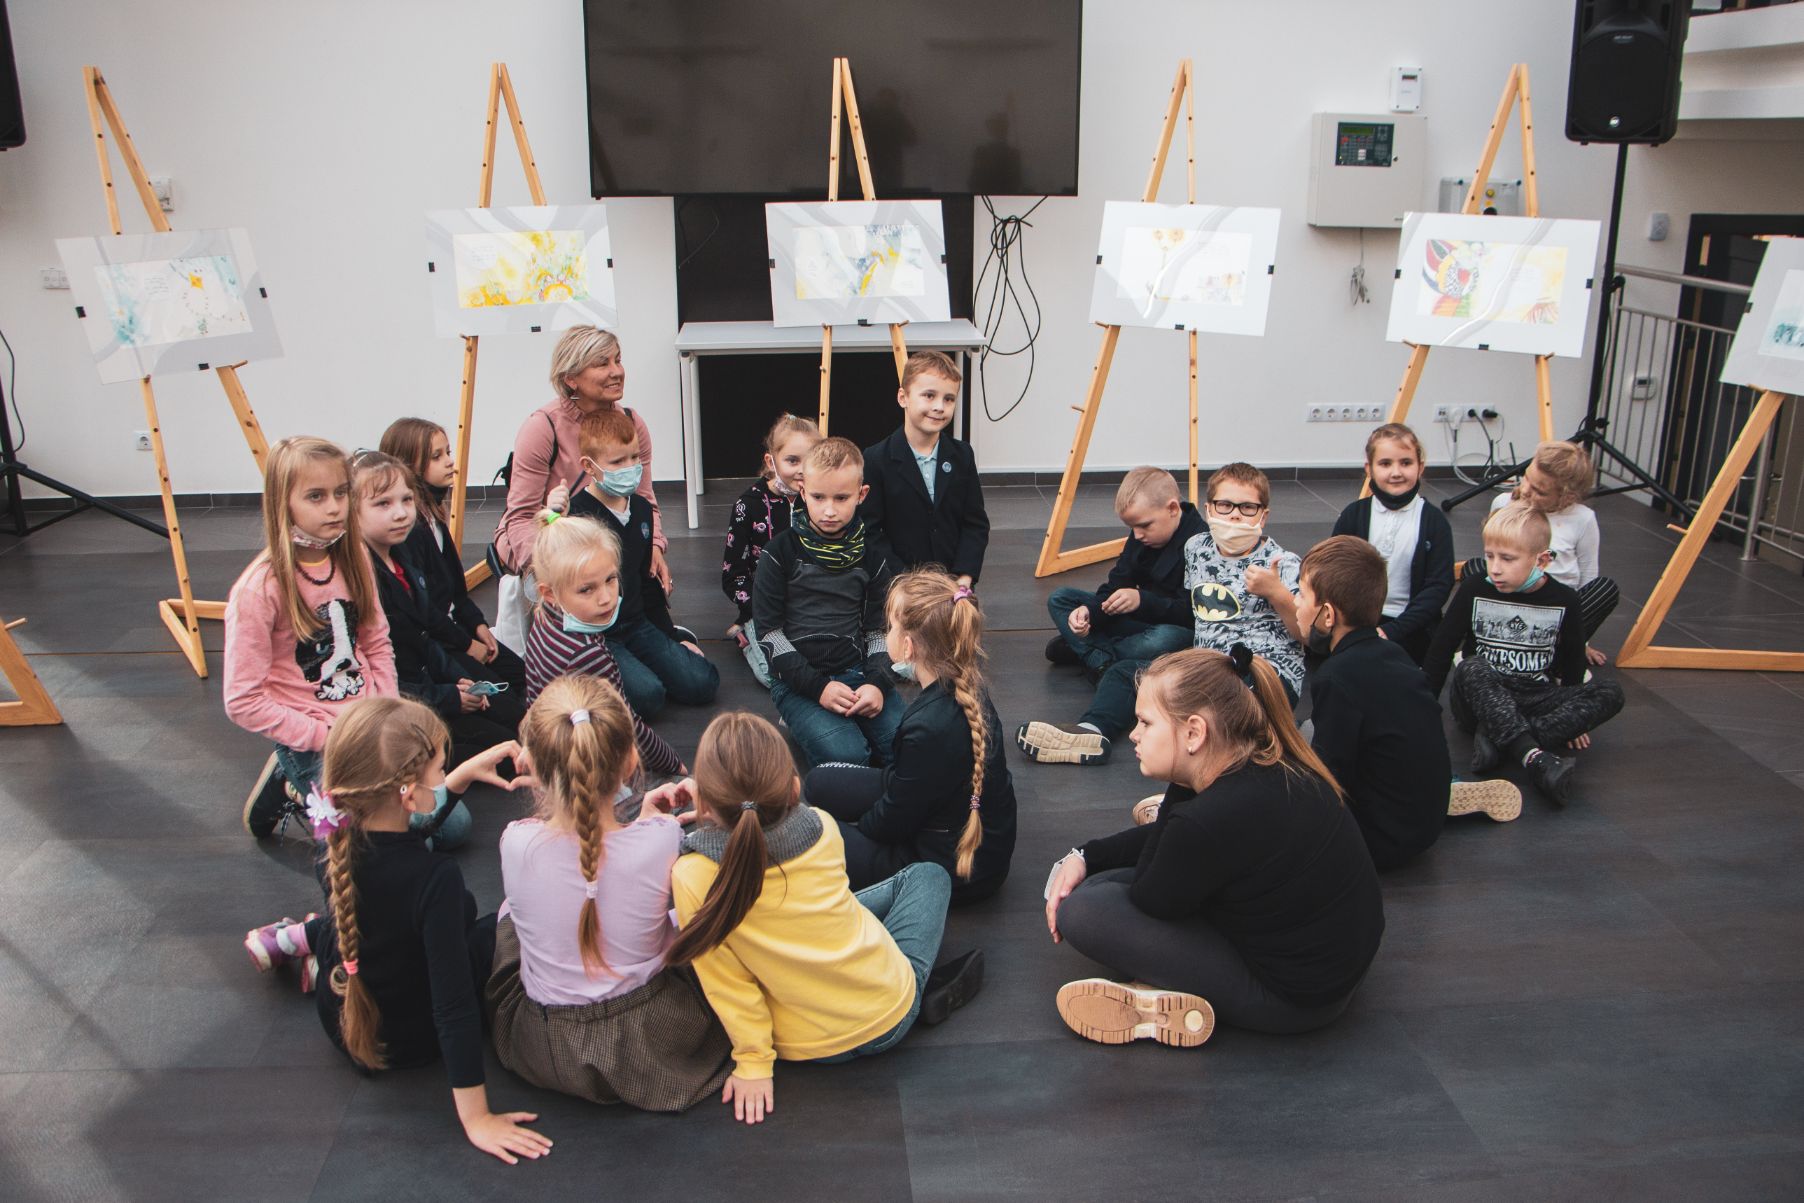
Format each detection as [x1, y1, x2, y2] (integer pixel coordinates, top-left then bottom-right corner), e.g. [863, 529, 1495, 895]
[765, 201, 951, 328]
[56, 228, 282, 384]
[1720, 237, 1804, 396]
[1384, 212, 1601, 358]
[1088, 202, 1280, 335]
[425, 204, 615, 337]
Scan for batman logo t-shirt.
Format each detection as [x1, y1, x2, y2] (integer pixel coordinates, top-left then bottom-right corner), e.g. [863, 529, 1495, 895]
[1191, 580, 1243, 622]
[1182, 531, 1305, 697]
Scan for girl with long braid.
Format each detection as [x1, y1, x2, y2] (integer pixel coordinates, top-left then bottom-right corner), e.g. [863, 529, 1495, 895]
[802, 568, 1018, 904]
[240, 696, 549, 1164]
[485, 675, 731, 1111]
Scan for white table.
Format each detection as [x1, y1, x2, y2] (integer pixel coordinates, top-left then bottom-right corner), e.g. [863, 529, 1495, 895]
[673, 320, 987, 527]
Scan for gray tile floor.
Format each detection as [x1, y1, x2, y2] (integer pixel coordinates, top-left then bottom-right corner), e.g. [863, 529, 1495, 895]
[3, 475, 1804, 1201]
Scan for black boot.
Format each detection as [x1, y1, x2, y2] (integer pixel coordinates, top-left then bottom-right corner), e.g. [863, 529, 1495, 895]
[919, 949, 985, 1026]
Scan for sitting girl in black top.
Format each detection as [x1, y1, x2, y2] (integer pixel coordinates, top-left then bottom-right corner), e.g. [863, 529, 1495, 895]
[1330, 423, 1453, 665]
[803, 568, 1017, 904]
[1043, 645, 1384, 1046]
[241, 696, 549, 1164]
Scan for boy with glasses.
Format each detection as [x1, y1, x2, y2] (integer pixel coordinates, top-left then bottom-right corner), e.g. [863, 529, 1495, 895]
[1018, 463, 1303, 766]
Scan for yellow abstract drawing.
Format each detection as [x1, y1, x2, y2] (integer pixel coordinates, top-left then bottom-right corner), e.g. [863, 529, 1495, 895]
[452, 230, 589, 309]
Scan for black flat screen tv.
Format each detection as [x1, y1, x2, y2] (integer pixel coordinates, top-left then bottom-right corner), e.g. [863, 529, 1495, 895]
[584, 0, 1081, 196]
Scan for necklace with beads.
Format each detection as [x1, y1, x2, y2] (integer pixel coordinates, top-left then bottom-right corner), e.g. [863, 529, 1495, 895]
[296, 556, 336, 587]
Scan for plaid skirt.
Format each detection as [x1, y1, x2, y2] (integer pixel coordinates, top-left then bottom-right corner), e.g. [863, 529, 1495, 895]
[486, 917, 732, 1112]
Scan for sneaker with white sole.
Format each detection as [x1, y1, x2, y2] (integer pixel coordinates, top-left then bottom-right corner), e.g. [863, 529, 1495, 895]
[242, 754, 290, 838]
[1131, 794, 1163, 826]
[244, 913, 315, 973]
[1448, 778, 1523, 822]
[1016, 721, 1110, 766]
[1055, 979, 1215, 1048]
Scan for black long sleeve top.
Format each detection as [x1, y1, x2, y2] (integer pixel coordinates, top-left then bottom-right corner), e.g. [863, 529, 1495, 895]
[1079, 761, 1384, 1007]
[313, 828, 488, 1088]
[369, 544, 470, 718]
[1422, 573, 1588, 696]
[1089, 501, 1208, 629]
[1330, 496, 1455, 646]
[403, 513, 488, 655]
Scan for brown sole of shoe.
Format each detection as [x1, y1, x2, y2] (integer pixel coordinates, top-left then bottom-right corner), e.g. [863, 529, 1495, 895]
[1017, 722, 1109, 766]
[1448, 778, 1523, 822]
[1131, 794, 1163, 826]
[1055, 979, 1214, 1048]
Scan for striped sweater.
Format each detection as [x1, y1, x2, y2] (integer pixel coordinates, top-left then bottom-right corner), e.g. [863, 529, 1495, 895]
[523, 601, 684, 776]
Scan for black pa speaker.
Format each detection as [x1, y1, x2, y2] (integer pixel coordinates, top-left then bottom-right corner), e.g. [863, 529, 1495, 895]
[1566, 0, 1690, 145]
[0, 0, 22, 150]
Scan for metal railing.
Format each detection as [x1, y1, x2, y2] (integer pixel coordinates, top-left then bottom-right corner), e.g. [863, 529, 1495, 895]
[1600, 264, 1802, 567]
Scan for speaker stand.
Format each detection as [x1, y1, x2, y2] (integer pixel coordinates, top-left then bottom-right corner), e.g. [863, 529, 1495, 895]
[1, 373, 167, 540]
[1440, 143, 1692, 521]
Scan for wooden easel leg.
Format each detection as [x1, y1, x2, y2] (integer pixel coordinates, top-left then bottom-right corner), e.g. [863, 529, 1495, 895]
[1035, 327, 1126, 578]
[215, 364, 269, 470]
[1516, 64, 1541, 217]
[1534, 355, 1555, 442]
[827, 58, 844, 199]
[0, 617, 63, 727]
[1618, 390, 1799, 670]
[818, 326, 834, 433]
[838, 60, 878, 202]
[889, 324, 909, 382]
[1187, 329, 1200, 504]
[450, 335, 480, 550]
[140, 378, 207, 678]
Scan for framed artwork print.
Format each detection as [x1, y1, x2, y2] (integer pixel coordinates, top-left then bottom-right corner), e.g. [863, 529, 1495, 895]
[1719, 236, 1804, 396]
[425, 204, 615, 337]
[1088, 202, 1281, 335]
[765, 201, 951, 328]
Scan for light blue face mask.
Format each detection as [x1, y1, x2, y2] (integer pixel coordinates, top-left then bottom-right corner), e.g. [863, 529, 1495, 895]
[1509, 566, 1546, 594]
[600, 463, 644, 497]
[562, 606, 618, 635]
[430, 782, 450, 814]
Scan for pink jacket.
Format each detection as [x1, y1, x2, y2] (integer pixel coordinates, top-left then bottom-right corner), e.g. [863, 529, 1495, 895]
[492, 396, 664, 573]
[223, 557, 399, 752]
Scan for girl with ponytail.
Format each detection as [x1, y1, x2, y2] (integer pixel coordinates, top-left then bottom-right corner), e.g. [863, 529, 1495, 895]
[241, 696, 549, 1164]
[485, 674, 731, 1111]
[1042, 645, 1385, 1049]
[667, 711, 979, 1125]
[802, 568, 1018, 904]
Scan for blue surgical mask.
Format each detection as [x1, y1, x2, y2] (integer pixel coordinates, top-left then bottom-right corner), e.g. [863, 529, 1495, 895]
[430, 782, 450, 814]
[1509, 567, 1546, 594]
[600, 463, 644, 497]
[562, 607, 618, 635]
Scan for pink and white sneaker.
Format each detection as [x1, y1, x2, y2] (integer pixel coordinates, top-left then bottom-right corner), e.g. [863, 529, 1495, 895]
[244, 913, 315, 973]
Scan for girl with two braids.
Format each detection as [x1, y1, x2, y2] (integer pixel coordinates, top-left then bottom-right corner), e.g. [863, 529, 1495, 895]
[667, 711, 982, 1125]
[802, 568, 1018, 904]
[242, 696, 549, 1164]
[485, 675, 731, 1111]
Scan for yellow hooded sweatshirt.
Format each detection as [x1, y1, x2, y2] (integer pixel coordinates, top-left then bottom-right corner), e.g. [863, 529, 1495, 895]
[672, 810, 916, 1079]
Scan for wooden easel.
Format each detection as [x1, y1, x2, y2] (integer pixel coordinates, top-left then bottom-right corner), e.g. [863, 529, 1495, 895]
[1617, 388, 1804, 671]
[0, 616, 62, 727]
[445, 62, 548, 592]
[817, 57, 910, 434]
[1362, 62, 1555, 500]
[1035, 60, 1201, 578]
[83, 67, 272, 678]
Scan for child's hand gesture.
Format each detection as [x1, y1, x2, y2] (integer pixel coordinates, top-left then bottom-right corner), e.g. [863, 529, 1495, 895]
[1242, 564, 1281, 601]
[1067, 605, 1091, 636]
[848, 684, 885, 717]
[446, 740, 530, 795]
[819, 680, 858, 715]
[456, 679, 489, 713]
[1585, 644, 1608, 666]
[545, 479, 571, 513]
[723, 1074, 774, 1124]
[1100, 588, 1140, 616]
[1044, 853, 1088, 944]
[638, 776, 696, 823]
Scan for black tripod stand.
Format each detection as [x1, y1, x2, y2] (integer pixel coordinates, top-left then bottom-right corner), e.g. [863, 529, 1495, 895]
[1441, 143, 1694, 521]
[2, 371, 167, 540]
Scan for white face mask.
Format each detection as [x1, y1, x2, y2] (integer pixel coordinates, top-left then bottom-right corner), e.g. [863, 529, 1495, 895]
[1207, 517, 1263, 556]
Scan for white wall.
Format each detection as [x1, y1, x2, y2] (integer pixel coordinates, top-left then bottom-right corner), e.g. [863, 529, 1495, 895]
[3, 0, 1802, 499]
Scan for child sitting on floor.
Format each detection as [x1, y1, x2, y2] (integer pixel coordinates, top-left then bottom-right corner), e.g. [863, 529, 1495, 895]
[1426, 502, 1625, 803]
[1330, 423, 1454, 664]
[1017, 462, 1303, 767]
[752, 437, 903, 769]
[553, 408, 718, 718]
[1043, 466, 1205, 678]
[667, 711, 981, 1125]
[722, 413, 821, 688]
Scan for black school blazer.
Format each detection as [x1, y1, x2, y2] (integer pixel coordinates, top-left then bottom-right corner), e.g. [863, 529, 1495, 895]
[369, 544, 467, 717]
[402, 516, 488, 655]
[860, 428, 990, 582]
[1331, 496, 1454, 645]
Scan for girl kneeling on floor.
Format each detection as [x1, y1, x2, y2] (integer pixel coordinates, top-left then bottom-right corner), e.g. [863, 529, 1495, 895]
[485, 673, 732, 1111]
[666, 711, 983, 1124]
[1043, 645, 1384, 1047]
[803, 568, 1018, 903]
[242, 696, 549, 1164]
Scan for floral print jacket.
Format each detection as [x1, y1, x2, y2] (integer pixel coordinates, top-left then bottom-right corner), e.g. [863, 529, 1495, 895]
[721, 479, 793, 625]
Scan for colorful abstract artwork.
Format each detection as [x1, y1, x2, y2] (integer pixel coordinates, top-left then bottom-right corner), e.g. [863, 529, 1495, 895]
[56, 228, 282, 384]
[1721, 240, 1804, 394]
[1090, 203, 1280, 335]
[1386, 214, 1600, 357]
[425, 205, 615, 337]
[766, 201, 950, 327]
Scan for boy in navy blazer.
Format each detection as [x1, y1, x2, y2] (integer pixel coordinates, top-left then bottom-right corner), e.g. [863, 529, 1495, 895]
[861, 351, 989, 586]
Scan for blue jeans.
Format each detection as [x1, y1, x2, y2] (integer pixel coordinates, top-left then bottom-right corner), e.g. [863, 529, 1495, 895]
[278, 744, 470, 851]
[813, 862, 951, 1062]
[1048, 586, 1193, 672]
[769, 668, 904, 769]
[610, 618, 721, 719]
[274, 745, 323, 797]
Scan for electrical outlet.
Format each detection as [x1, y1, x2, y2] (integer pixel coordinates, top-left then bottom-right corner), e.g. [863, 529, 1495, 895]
[149, 176, 174, 213]
[1434, 405, 1455, 423]
[1631, 373, 1658, 401]
[1306, 405, 1325, 422]
[134, 431, 152, 451]
[39, 267, 69, 290]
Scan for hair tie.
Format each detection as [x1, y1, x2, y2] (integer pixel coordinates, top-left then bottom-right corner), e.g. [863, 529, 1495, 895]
[741, 800, 758, 812]
[583, 878, 600, 900]
[538, 509, 561, 526]
[952, 585, 975, 604]
[1228, 643, 1255, 682]
[342, 958, 360, 977]
[304, 788, 344, 836]
[969, 793, 982, 811]
[571, 709, 591, 726]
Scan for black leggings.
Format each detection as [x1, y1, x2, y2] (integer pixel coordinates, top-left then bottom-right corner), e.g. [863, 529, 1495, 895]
[803, 764, 1005, 905]
[1461, 558, 1620, 643]
[1057, 869, 1358, 1035]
